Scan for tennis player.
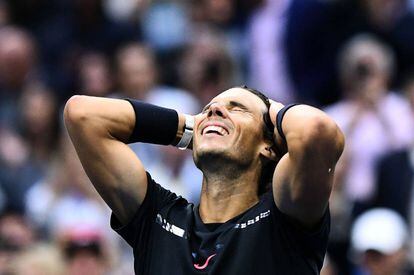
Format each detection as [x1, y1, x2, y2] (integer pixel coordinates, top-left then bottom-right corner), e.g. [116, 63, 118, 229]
[64, 86, 344, 274]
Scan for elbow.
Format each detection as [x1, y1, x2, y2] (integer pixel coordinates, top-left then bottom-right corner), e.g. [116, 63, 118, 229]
[302, 116, 345, 159]
[64, 95, 90, 128]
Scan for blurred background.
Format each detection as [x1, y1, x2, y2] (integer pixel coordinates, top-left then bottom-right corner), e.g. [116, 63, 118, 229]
[0, 0, 413, 274]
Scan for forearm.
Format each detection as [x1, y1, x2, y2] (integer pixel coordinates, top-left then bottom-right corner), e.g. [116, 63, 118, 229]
[64, 95, 135, 142]
[271, 104, 345, 226]
[64, 95, 188, 223]
[64, 95, 186, 146]
[277, 105, 344, 165]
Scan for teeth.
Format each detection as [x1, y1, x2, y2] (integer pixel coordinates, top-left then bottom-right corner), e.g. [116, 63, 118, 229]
[203, 125, 228, 136]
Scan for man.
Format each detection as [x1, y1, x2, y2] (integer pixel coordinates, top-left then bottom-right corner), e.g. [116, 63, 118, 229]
[324, 34, 414, 274]
[64, 86, 344, 274]
[114, 43, 157, 100]
[325, 34, 413, 208]
[351, 208, 410, 275]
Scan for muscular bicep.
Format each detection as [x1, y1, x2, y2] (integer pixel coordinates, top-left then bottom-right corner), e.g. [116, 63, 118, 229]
[272, 117, 344, 228]
[64, 96, 147, 225]
[273, 153, 335, 228]
[74, 136, 147, 224]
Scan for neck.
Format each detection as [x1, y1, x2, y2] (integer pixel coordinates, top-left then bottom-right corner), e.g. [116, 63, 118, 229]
[198, 166, 261, 223]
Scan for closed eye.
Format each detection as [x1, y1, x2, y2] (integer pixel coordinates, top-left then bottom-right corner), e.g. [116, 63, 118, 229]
[228, 101, 250, 113]
[230, 106, 245, 112]
[201, 101, 250, 113]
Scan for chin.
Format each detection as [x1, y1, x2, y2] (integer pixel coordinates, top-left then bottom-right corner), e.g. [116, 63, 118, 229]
[194, 144, 227, 159]
[195, 135, 227, 152]
[193, 144, 231, 168]
[193, 143, 251, 174]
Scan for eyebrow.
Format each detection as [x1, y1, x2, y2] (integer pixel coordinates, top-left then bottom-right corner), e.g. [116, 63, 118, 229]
[202, 100, 250, 112]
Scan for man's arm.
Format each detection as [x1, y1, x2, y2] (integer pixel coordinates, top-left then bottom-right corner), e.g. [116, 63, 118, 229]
[270, 104, 345, 228]
[64, 96, 185, 225]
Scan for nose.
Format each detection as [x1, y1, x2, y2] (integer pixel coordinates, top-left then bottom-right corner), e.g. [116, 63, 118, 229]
[207, 103, 227, 118]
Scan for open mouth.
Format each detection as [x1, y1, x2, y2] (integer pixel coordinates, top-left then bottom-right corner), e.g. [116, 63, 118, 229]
[202, 125, 229, 136]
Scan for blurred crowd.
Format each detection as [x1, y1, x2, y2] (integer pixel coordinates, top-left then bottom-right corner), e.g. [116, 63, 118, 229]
[0, 0, 413, 274]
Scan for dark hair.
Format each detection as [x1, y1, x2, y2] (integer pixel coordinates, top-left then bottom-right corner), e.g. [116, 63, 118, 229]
[239, 85, 278, 195]
[64, 241, 102, 259]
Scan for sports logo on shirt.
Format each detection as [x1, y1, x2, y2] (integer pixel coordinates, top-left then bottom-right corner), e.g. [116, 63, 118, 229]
[234, 210, 271, 229]
[155, 213, 187, 239]
[194, 254, 216, 270]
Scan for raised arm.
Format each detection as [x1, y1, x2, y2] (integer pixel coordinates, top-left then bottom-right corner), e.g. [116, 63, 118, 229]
[64, 96, 185, 224]
[270, 103, 345, 228]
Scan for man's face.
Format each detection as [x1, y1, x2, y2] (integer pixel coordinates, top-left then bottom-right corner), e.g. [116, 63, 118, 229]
[193, 88, 269, 168]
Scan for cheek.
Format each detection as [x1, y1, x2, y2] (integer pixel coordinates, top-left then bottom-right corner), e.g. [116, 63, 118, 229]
[235, 126, 263, 150]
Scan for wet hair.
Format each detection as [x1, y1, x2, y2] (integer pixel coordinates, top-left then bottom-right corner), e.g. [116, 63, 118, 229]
[239, 85, 278, 195]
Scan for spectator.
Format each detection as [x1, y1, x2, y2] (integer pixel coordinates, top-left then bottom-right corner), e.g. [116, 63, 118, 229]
[325, 34, 414, 206]
[113, 43, 157, 100]
[140, 1, 190, 86]
[369, 73, 414, 266]
[8, 0, 137, 98]
[178, 28, 235, 106]
[189, 0, 253, 81]
[325, 34, 414, 275]
[112, 42, 173, 168]
[0, 211, 36, 274]
[18, 81, 60, 168]
[0, 128, 42, 212]
[285, 0, 414, 106]
[12, 243, 66, 275]
[141, 1, 189, 52]
[76, 51, 113, 97]
[190, 0, 262, 33]
[284, 0, 348, 106]
[60, 227, 111, 275]
[25, 132, 112, 240]
[70, 0, 138, 55]
[0, 82, 59, 212]
[351, 208, 411, 275]
[246, 0, 294, 103]
[193, 0, 235, 27]
[0, 0, 413, 274]
[371, 130, 414, 222]
[103, 0, 143, 24]
[357, 0, 414, 84]
[0, 26, 38, 129]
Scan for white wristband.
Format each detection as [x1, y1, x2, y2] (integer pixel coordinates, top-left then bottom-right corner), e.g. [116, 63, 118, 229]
[176, 115, 194, 150]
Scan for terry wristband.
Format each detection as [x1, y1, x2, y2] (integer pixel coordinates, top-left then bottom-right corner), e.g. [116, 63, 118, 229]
[176, 115, 194, 150]
[125, 99, 178, 145]
[276, 103, 299, 141]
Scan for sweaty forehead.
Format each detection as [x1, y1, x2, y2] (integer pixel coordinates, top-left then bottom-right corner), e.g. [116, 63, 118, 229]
[210, 88, 268, 113]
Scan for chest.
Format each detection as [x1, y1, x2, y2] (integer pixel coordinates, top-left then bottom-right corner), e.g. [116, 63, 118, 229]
[140, 209, 303, 275]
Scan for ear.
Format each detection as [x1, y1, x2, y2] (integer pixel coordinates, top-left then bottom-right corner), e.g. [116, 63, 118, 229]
[259, 144, 277, 162]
